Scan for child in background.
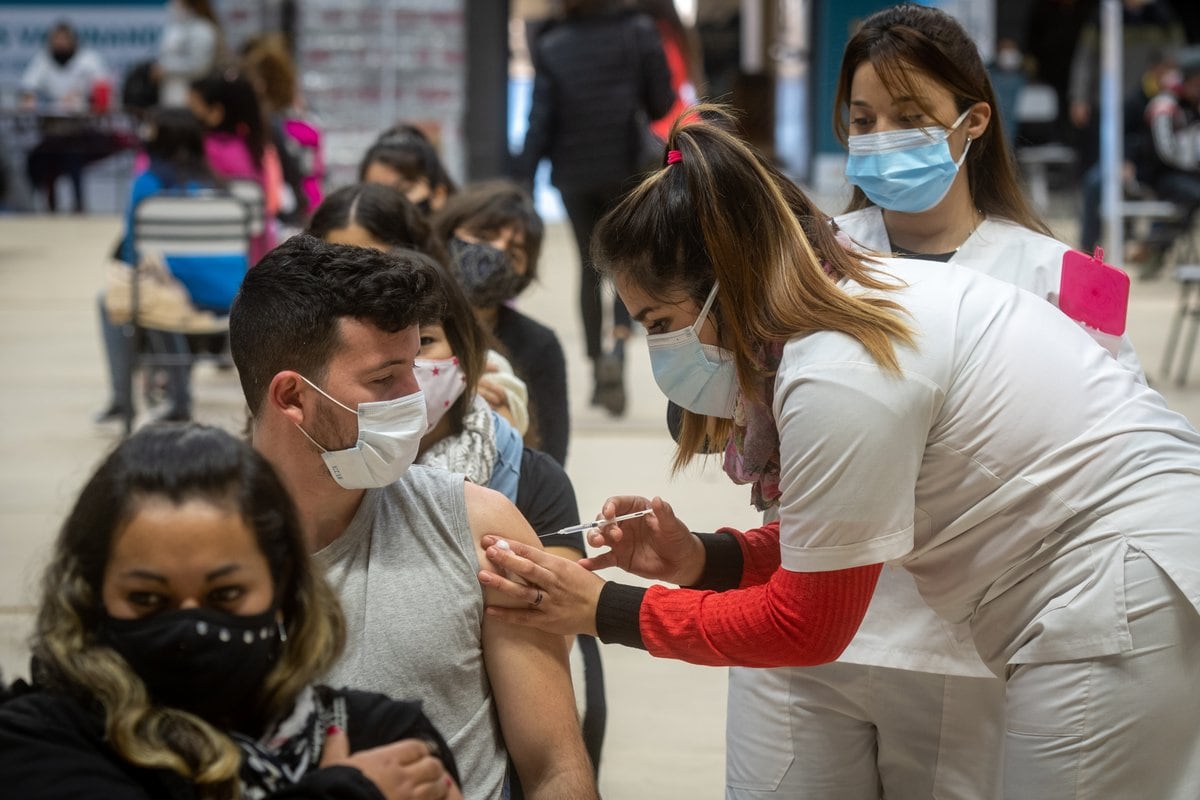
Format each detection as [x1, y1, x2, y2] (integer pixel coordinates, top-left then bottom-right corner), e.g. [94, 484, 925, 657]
[242, 34, 325, 227]
[188, 70, 279, 263]
[95, 108, 215, 425]
[359, 124, 456, 216]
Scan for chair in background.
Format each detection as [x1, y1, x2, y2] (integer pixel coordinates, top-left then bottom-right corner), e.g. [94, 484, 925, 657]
[1013, 83, 1077, 213]
[1160, 227, 1200, 386]
[226, 177, 266, 240]
[123, 191, 251, 433]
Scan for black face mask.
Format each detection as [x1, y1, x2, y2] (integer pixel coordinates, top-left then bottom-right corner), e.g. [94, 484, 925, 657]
[51, 48, 76, 67]
[101, 607, 282, 730]
[449, 237, 530, 308]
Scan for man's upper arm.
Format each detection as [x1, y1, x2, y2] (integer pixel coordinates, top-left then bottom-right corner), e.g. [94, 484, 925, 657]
[462, 483, 596, 799]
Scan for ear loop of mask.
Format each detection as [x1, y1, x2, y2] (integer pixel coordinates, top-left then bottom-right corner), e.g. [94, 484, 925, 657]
[949, 109, 973, 167]
[293, 375, 356, 453]
[693, 281, 721, 333]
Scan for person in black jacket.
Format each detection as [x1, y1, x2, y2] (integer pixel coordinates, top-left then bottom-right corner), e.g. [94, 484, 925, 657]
[0, 423, 461, 800]
[433, 181, 572, 466]
[517, 0, 675, 418]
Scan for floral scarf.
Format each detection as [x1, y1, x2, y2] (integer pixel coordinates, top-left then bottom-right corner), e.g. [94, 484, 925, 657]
[416, 394, 498, 485]
[722, 341, 785, 511]
[722, 241, 847, 511]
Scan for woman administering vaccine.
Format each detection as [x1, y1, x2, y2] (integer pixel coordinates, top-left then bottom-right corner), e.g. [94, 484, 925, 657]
[476, 103, 1200, 797]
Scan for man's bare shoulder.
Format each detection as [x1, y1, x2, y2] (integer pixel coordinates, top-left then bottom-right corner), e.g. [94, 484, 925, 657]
[462, 481, 542, 549]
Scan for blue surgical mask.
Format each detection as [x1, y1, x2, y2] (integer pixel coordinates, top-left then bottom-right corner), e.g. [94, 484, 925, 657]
[646, 282, 738, 418]
[844, 109, 972, 213]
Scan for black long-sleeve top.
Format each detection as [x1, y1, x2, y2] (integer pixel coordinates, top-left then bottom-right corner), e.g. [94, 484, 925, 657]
[518, 9, 675, 192]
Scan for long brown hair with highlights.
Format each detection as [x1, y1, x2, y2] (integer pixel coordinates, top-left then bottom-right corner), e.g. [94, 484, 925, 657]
[834, 4, 1050, 235]
[33, 424, 345, 799]
[592, 104, 915, 470]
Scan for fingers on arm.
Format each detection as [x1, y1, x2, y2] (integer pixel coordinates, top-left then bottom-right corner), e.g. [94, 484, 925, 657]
[465, 483, 552, 609]
[477, 379, 505, 407]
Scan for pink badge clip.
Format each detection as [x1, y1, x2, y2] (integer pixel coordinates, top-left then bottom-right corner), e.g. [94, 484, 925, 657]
[1058, 246, 1130, 336]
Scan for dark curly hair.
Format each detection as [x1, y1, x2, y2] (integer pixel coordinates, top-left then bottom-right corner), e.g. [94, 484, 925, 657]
[229, 234, 446, 416]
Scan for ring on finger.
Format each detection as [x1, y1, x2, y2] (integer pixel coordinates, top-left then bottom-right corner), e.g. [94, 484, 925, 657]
[531, 588, 543, 607]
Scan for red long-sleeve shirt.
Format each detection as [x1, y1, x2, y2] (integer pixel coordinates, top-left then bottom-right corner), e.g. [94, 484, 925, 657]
[595, 522, 883, 668]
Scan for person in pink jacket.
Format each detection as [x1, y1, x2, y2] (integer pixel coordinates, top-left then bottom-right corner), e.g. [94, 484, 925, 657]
[188, 70, 279, 263]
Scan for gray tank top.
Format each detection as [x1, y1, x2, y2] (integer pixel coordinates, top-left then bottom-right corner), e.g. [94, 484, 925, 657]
[316, 466, 505, 800]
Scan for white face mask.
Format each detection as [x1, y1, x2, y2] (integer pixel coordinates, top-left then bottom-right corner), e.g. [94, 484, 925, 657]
[414, 357, 467, 431]
[646, 282, 738, 419]
[295, 376, 428, 490]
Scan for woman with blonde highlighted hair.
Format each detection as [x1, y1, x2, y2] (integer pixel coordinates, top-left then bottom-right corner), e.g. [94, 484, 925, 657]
[0, 423, 461, 800]
[475, 105, 1200, 799]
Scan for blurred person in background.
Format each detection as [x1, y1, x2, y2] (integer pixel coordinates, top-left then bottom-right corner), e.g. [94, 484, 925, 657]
[359, 125, 456, 216]
[188, 70, 280, 263]
[637, 0, 705, 141]
[433, 180, 571, 465]
[242, 33, 325, 228]
[1077, 47, 1179, 259]
[516, 0, 674, 418]
[1134, 46, 1200, 274]
[1068, 0, 1184, 172]
[20, 21, 123, 213]
[987, 38, 1026, 147]
[157, 0, 224, 108]
[19, 21, 107, 112]
[95, 108, 217, 426]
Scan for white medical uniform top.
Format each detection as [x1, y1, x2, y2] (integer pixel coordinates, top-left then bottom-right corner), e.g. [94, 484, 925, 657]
[775, 256, 1200, 675]
[837, 207, 1146, 378]
[820, 208, 1148, 676]
[19, 48, 108, 108]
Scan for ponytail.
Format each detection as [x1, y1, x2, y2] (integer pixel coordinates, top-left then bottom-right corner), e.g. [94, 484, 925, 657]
[592, 104, 915, 470]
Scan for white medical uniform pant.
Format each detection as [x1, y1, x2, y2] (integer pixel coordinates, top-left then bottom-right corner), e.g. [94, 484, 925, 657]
[1004, 550, 1200, 799]
[725, 661, 1005, 799]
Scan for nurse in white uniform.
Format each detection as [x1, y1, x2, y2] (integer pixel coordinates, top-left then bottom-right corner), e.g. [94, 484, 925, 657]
[475, 102, 1200, 800]
[722, 7, 1149, 799]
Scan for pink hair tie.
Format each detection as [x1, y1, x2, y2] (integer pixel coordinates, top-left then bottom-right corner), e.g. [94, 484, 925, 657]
[666, 149, 683, 165]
